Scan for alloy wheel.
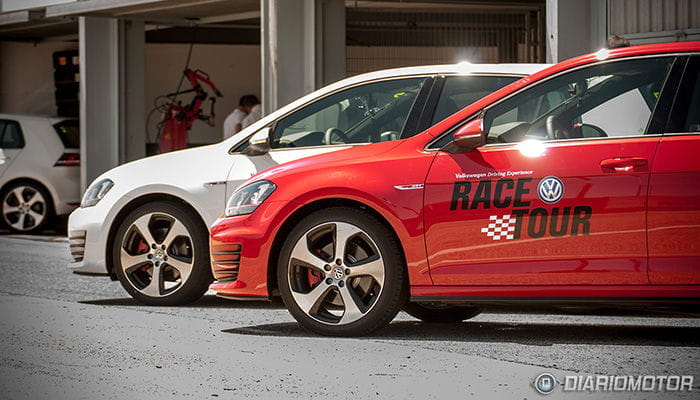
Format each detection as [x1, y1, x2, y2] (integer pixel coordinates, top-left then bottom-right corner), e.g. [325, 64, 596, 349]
[120, 212, 194, 297]
[2, 185, 47, 232]
[287, 221, 386, 325]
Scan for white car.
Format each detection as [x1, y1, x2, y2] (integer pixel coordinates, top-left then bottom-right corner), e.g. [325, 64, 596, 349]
[68, 63, 549, 305]
[0, 114, 80, 233]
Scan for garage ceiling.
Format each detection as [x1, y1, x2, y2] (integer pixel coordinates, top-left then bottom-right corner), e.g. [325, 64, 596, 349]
[0, 0, 544, 42]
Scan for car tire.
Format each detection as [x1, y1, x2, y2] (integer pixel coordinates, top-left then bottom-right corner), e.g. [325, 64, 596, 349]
[402, 302, 481, 323]
[112, 201, 212, 306]
[278, 207, 408, 336]
[0, 180, 54, 234]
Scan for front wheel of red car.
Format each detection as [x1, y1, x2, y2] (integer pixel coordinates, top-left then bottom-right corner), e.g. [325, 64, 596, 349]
[278, 207, 408, 336]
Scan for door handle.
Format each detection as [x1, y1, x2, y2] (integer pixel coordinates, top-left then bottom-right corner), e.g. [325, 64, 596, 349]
[600, 157, 648, 172]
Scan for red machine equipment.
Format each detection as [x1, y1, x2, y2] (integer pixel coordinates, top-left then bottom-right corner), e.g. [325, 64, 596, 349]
[157, 69, 222, 153]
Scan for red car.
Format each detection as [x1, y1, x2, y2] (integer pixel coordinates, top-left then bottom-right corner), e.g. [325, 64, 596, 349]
[210, 42, 700, 336]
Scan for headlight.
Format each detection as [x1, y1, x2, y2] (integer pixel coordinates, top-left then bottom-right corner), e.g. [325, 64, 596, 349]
[81, 178, 114, 208]
[225, 180, 276, 217]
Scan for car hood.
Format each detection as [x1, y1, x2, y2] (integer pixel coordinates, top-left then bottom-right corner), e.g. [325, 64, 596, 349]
[250, 138, 408, 185]
[95, 142, 230, 187]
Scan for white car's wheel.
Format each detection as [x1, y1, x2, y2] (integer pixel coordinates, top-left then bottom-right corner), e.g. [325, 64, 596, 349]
[278, 207, 408, 336]
[112, 201, 212, 305]
[0, 181, 53, 234]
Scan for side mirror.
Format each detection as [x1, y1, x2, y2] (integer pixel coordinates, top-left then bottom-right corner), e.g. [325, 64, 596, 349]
[244, 127, 271, 156]
[442, 118, 486, 153]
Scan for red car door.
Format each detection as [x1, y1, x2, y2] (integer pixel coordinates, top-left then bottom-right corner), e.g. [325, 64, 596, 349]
[424, 55, 680, 286]
[648, 55, 700, 284]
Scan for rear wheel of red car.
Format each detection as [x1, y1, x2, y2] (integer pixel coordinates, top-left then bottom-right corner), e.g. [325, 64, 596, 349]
[278, 207, 408, 336]
[402, 302, 481, 323]
[112, 201, 212, 306]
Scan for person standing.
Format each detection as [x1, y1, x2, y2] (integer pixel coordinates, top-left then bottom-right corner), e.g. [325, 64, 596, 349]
[222, 96, 249, 139]
[241, 95, 262, 129]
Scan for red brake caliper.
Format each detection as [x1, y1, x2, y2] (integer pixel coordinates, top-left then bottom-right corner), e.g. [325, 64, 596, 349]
[137, 240, 150, 271]
[307, 269, 322, 287]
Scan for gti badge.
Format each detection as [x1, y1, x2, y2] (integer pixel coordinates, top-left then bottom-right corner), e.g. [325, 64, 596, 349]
[537, 176, 564, 204]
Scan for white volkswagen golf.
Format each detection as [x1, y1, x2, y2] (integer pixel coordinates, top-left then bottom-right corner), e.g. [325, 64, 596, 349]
[68, 63, 548, 305]
[1, 114, 80, 234]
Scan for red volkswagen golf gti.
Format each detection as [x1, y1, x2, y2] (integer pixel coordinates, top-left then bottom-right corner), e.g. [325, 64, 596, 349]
[210, 42, 700, 336]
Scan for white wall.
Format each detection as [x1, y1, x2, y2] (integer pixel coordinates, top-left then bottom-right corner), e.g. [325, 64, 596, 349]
[0, 41, 77, 116]
[0, 41, 262, 145]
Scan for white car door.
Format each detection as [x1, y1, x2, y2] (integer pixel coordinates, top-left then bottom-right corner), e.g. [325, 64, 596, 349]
[224, 76, 431, 199]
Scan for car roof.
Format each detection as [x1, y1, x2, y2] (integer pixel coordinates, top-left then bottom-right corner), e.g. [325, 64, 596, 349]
[0, 113, 73, 124]
[348, 63, 551, 80]
[531, 41, 700, 82]
[423, 41, 700, 137]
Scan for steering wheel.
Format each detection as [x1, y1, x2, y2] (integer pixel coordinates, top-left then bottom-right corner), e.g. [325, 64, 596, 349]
[545, 115, 571, 140]
[324, 127, 350, 145]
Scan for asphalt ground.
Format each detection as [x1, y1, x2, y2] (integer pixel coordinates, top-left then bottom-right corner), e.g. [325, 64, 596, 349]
[0, 233, 698, 399]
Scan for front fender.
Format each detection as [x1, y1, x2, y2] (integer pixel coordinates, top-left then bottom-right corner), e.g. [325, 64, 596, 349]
[271, 186, 432, 286]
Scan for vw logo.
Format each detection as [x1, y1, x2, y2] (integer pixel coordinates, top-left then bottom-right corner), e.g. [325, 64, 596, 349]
[332, 267, 344, 280]
[534, 372, 557, 394]
[537, 176, 564, 204]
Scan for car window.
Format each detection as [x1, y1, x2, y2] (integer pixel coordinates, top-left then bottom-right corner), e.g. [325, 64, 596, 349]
[431, 75, 520, 124]
[53, 119, 80, 148]
[270, 77, 427, 149]
[681, 65, 700, 132]
[0, 120, 25, 149]
[482, 57, 675, 143]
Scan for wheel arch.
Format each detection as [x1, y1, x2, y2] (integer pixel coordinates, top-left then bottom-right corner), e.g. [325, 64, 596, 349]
[266, 197, 408, 296]
[104, 193, 208, 279]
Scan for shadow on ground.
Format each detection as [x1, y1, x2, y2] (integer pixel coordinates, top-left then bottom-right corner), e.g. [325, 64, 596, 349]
[80, 295, 286, 309]
[222, 320, 700, 347]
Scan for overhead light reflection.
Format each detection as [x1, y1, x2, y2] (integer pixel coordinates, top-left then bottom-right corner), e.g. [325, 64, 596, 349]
[518, 139, 547, 157]
[595, 48, 610, 60]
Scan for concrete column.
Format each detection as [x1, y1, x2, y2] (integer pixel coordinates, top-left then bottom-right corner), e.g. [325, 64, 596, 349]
[261, 0, 345, 115]
[79, 16, 119, 192]
[546, 0, 609, 63]
[120, 19, 146, 164]
[79, 16, 145, 191]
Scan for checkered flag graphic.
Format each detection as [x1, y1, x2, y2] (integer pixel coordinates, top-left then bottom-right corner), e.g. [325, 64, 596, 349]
[481, 214, 517, 240]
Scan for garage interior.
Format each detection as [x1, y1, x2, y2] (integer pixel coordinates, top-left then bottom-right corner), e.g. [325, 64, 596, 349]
[0, 0, 698, 190]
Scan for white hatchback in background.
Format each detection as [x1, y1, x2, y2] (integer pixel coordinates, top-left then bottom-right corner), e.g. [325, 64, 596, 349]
[0, 114, 80, 233]
[68, 63, 549, 305]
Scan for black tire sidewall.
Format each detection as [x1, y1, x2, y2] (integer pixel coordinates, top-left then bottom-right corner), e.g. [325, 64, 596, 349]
[112, 201, 212, 306]
[278, 207, 407, 336]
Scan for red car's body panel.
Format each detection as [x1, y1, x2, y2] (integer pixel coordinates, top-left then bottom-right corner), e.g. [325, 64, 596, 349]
[424, 137, 658, 286]
[647, 135, 700, 285]
[210, 41, 700, 302]
[410, 285, 700, 299]
[211, 139, 439, 297]
[211, 200, 293, 297]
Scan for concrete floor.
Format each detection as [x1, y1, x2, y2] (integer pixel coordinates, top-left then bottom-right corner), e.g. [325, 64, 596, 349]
[0, 234, 698, 399]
